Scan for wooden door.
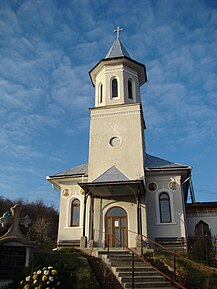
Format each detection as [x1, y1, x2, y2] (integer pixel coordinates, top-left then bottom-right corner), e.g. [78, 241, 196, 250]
[105, 207, 128, 247]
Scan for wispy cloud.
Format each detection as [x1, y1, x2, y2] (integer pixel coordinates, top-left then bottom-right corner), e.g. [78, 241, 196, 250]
[0, 0, 216, 206]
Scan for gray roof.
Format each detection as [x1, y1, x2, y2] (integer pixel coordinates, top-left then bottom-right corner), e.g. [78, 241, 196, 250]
[49, 154, 189, 178]
[93, 166, 129, 183]
[105, 38, 131, 59]
[145, 153, 189, 170]
[50, 163, 88, 177]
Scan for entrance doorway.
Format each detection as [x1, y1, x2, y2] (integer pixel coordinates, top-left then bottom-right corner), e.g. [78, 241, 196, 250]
[105, 207, 128, 247]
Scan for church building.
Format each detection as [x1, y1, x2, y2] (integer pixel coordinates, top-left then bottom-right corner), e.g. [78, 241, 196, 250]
[47, 30, 214, 251]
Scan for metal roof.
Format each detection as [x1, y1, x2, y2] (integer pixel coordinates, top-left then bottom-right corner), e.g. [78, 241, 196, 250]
[48, 153, 189, 179]
[105, 38, 131, 59]
[145, 153, 189, 170]
[49, 163, 88, 178]
[93, 166, 129, 183]
[79, 179, 145, 198]
[89, 38, 147, 87]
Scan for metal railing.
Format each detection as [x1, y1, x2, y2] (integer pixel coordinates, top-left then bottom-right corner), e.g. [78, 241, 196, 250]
[93, 229, 187, 289]
[135, 232, 217, 276]
[187, 235, 217, 266]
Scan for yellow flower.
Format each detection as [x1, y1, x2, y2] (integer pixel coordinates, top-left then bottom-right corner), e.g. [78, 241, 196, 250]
[33, 274, 38, 280]
[42, 275, 47, 281]
[34, 287, 40, 289]
[51, 269, 57, 276]
[24, 285, 30, 289]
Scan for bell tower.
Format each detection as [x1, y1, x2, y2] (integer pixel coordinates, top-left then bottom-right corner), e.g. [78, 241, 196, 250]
[88, 28, 147, 182]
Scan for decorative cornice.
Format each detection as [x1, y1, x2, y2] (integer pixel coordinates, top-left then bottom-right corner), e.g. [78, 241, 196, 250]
[91, 109, 141, 120]
[186, 207, 217, 217]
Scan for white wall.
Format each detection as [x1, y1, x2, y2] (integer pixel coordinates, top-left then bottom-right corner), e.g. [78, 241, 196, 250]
[55, 177, 147, 249]
[57, 178, 87, 244]
[93, 196, 147, 248]
[186, 215, 217, 237]
[88, 103, 145, 182]
[146, 173, 187, 241]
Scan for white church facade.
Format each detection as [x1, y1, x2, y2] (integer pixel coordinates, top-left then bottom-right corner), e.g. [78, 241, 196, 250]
[47, 32, 216, 251]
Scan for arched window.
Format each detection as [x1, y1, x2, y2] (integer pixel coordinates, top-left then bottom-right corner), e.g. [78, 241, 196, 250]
[128, 79, 133, 99]
[112, 78, 118, 98]
[99, 83, 103, 103]
[71, 199, 80, 227]
[159, 193, 171, 223]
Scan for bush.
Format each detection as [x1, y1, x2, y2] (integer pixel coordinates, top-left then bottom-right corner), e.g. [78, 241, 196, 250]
[152, 251, 217, 289]
[3, 250, 98, 289]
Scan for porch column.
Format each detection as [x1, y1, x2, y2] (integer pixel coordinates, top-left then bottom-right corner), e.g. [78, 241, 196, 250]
[136, 186, 143, 254]
[82, 192, 87, 236]
[89, 195, 94, 241]
[136, 187, 142, 235]
[80, 192, 88, 248]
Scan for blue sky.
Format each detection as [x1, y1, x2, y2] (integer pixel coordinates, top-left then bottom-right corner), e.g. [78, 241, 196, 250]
[0, 0, 216, 209]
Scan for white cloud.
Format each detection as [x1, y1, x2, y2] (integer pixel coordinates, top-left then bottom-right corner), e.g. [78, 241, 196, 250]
[51, 62, 93, 111]
[0, 7, 21, 37]
[0, 0, 216, 205]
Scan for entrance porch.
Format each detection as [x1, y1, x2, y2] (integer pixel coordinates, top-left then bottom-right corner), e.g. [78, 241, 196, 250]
[79, 178, 146, 250]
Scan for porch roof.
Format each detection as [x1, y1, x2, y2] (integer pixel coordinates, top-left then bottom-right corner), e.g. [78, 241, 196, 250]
[79, 179, 145, 198]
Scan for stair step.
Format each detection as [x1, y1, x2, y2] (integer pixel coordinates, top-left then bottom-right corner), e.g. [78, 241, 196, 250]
[124, 281, 172, 288]
[109, 257, 144, 260]
[109, 255, 134, 258]
[124, 287, 174, 289]
[118, 272, 160, 277]
[111, 262, 149, 267]
[116, 267, 155, 272]
[110, 258, 144, 262]
[107, 251, 131, 254]
[97, 250, 176, 289]
[121, 276, 165, 283]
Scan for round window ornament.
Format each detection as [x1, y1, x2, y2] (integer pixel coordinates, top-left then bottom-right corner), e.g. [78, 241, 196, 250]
[169, 181, 179, 191]
[80, 188, 85, 195]
[62, 188, 70, 198]
[109, 136, 121, 147]
[147, 182, 157, 192]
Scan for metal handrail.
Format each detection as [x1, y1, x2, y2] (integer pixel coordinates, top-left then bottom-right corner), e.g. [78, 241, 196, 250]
[128, 229, 217, 276]
[127, 245, 186, 289]
[93, 228, 186, 289]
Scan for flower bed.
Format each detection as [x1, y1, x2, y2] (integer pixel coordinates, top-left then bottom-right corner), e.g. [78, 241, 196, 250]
[19, 266, 61, 289]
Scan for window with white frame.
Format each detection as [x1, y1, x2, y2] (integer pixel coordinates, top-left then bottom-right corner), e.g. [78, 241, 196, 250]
[159, 192, 172, 223]
[70, 199, 80, 227]
[111, 78, 118, 98]
[99, 83, 103, 103]
[128, 79, 133, 99]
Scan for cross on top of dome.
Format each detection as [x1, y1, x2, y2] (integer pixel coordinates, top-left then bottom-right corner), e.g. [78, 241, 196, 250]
[114, 26, 123, 39]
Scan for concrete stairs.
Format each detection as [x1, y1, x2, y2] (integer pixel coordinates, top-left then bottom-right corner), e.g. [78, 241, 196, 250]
[99, 251, 174, 289]
[57, 240, 80, 249]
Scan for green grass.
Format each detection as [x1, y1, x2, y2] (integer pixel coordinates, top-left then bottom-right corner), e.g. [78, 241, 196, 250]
[3, 249, 99, 289]
[151, 251, 217, 289]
